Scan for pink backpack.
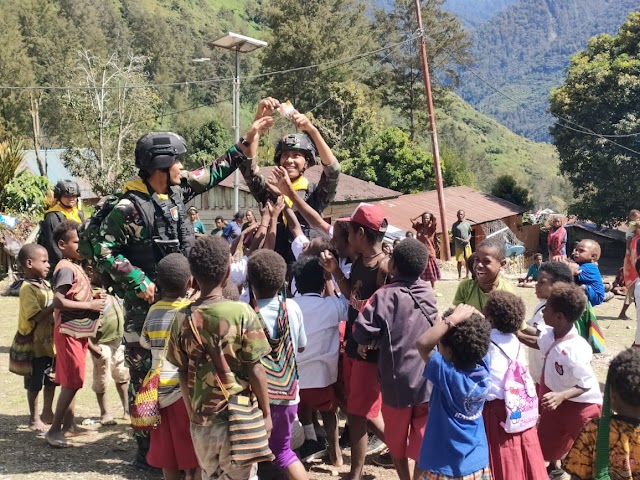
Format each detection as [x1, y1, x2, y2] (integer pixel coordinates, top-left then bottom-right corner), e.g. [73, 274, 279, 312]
[492, 342, 539, 434]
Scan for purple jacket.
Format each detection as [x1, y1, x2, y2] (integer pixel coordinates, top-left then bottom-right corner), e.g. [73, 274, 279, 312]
[353, 277, 437, 408]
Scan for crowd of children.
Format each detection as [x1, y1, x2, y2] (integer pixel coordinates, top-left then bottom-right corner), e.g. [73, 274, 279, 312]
[10, 195, 640, 480]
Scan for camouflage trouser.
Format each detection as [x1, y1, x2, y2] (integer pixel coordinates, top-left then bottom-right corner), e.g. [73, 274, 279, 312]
[123, 298, 152, 450]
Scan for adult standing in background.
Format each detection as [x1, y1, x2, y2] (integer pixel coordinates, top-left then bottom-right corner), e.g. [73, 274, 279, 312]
[38, 180, 83, 275]
[452, 209, 473, 280]
[210, 216, 225, 236]
[223, 211, 244, 244]
[187, 206, 206, 238]
[547, 215, 567, 261]
[412, 212, 441, 288]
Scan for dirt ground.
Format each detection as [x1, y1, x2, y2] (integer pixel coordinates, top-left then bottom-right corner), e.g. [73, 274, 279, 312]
[0, 263, 635, 479]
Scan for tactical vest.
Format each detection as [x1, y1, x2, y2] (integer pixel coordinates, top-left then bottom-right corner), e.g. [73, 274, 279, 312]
[122, 183, 195, 282]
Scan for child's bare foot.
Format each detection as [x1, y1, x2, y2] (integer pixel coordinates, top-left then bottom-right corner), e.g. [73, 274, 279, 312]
[122, 413, 130, 421]
[29, 419, 50, 432]
[329, 451, 343, 467]
[45, 430, 72, 448]
[100, 414, 117, 426]
[63, 424, 96, 437]
[618, 314, 631, 320]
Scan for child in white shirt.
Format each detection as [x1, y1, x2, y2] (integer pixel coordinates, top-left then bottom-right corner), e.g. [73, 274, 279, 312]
[519, 283, 602, 478]
[291, 255, 348, 466]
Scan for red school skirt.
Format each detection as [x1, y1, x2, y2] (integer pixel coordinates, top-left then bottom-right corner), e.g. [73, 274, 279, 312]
[483, 399, 547, 480]
[536, 382, 601, 461]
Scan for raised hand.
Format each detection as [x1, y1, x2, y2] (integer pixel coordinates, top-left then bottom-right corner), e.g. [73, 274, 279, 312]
[254, 97, 280, 120]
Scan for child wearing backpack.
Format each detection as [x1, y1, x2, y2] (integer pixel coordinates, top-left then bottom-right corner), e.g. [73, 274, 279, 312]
[482, 291, 547, 480]
[518, 283, 602, 478]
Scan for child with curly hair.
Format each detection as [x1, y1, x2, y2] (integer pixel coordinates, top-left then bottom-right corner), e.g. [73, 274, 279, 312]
[483, 291, 547, 480]
[416, 304, 492, 480]
[563, 347, 640, 479]
[518, 283, 602, 478]
[248, 250, 308, 480]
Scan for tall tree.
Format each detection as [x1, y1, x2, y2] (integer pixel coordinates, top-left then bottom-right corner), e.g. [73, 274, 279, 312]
[17, 0, 81, 173]
[259, 0, 376, 113]
[0, 6, 36, 138]
[62, 51, 160, 195]
[370, 0, 470, 140]
[549, 12, 640, 225]
[491, 174, 533, 209]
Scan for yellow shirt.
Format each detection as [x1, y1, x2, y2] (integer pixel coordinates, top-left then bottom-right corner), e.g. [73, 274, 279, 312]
[18, 279, 54, 358]
[453, 276, 514, 312]
[45, 204, 82, 224]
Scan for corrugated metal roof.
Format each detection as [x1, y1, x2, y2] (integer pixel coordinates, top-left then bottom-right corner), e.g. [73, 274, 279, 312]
[218, 165, 402, 203]
[373, 185, 525, 233]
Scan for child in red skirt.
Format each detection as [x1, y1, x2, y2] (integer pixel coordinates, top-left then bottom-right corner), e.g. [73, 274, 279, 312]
[482, 291, 547, 480]
[45, 220, 106, 448]
[518, 283, 602, 478]
[140, 254, 199, 479]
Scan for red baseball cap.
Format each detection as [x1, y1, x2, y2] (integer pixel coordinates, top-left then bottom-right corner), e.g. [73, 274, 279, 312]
[338, 203, 388, 233]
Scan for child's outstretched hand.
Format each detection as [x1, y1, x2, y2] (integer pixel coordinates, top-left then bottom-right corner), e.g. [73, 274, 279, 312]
[541, 391, 565, 411]
[319, 250, 339, 275]
[271, 166, 295, 197]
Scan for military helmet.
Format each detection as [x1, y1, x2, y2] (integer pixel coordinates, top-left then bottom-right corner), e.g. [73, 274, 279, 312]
[53, 180, 80, 199]
[135, 132, 187, 172]
[274, 133, 317, 166]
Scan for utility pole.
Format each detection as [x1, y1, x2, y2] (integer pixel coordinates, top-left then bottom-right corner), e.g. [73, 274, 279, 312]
[414, 0, 451, 260]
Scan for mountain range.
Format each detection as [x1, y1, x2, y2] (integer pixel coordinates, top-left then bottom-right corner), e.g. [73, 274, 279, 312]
[448, 0, 639, 141]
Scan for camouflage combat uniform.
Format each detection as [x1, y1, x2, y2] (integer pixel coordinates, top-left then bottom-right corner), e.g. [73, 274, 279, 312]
[241, 160, 340, 263]
[94, 146, 253, 461]
[167, 299, 271, 478]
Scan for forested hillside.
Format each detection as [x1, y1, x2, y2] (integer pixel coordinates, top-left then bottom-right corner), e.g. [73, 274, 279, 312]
[0, 0, 567, 209]
[455, 0, 638, 141]
[443, 0, 517, 27]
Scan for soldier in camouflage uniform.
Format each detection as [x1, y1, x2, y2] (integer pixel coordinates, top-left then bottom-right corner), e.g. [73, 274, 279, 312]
[94, 117, 272, 469]
[241, 98, 341, 263]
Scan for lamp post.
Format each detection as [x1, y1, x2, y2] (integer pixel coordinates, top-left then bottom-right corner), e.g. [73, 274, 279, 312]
[210, 32, 268, 214]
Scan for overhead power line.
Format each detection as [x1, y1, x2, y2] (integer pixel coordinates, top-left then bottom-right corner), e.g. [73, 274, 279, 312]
[447, 50, 640, 156]
[0, 35, 421, 92]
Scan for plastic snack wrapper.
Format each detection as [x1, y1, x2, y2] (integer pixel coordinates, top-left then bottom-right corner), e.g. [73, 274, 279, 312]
[278, 100, 295, 119]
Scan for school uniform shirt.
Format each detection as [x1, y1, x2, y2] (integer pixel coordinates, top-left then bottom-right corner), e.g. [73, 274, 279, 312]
[576, 262, 605, 306]
[293, 294, 348, 389]
[256, 297, 307, 405]
[537, 326, 602, 405]
[526, 300, 547, 383]
[419, 351, 491, 477]
[486, 329, 527, 401]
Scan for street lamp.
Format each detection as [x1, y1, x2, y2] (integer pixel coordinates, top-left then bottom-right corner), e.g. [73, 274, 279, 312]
[210, 32, 268, 214]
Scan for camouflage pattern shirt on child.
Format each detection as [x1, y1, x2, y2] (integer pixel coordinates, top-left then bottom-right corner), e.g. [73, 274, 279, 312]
[167, 299, 271, 426]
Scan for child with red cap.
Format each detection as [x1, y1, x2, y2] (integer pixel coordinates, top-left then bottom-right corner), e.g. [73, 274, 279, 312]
[320, 203, 389, 480]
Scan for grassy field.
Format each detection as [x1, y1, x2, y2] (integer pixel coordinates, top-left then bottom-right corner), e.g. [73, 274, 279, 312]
[0, 267, 634, 479]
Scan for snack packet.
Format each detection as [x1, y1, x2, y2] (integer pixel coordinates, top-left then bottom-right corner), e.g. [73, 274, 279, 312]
[278, 100, 295, 119]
